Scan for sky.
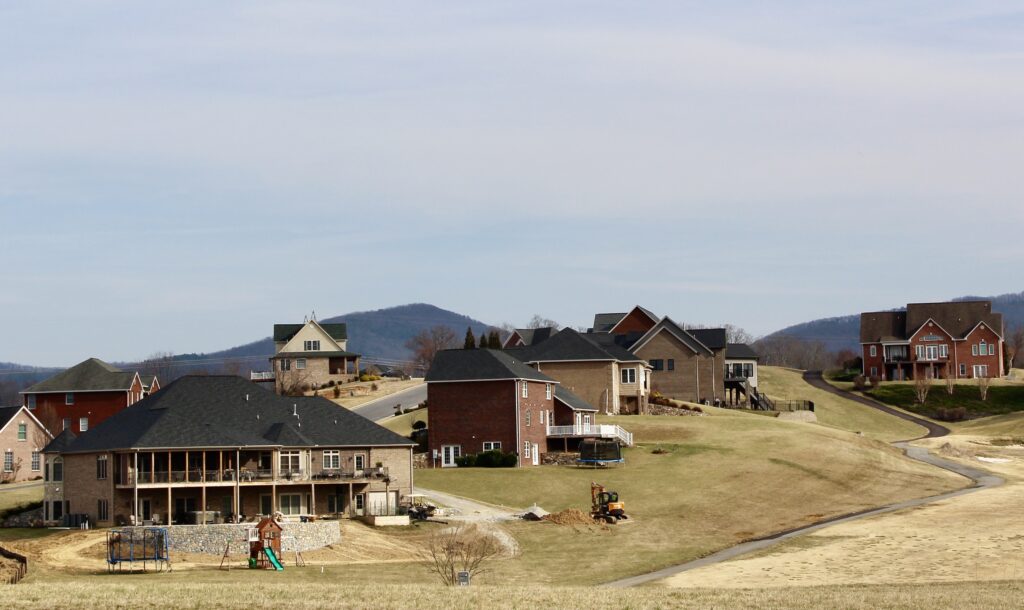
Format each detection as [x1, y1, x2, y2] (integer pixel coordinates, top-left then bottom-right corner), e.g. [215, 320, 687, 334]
[2, 1, 1023, 366]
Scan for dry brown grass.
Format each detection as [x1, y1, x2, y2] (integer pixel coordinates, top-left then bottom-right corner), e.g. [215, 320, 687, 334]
[326, 378, 423, 409]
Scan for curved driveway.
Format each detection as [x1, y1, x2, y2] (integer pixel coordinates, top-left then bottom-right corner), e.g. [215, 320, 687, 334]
[352, 383, 426, 422]
[604, 371, 1001, 588]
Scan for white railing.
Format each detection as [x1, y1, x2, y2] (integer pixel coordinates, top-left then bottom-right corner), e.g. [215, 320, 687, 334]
[546, 424, 633, 447]
[250, 371, 276, 381]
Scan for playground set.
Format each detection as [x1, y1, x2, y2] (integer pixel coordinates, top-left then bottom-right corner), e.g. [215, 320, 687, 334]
[106, 527, 172, 573]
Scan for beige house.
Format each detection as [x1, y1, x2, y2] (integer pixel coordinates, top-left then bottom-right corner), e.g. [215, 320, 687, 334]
[270, 320, 361, 395]
[0, 406, 51, 483]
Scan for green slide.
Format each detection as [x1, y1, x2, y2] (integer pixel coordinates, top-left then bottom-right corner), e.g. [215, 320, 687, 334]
[264, 547, 284, 571]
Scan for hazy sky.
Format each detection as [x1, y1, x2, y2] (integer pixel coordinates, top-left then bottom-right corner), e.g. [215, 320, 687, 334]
[2, 1, 1023, 366]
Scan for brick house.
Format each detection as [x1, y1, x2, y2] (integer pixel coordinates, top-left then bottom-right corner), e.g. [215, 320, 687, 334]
[426, 349, 631, 467]
[42, 375, 413, 526]
[21, 358, 154, 436]
[270, 320, 361, 395]
[0, 406, 51, 483]
[511, 327, 652, 415]
[591, 307, 728, 403]
[860, 301, 1005, 380]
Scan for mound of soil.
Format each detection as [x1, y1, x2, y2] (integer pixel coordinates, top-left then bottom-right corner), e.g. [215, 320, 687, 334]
[542, 509, 596, 526]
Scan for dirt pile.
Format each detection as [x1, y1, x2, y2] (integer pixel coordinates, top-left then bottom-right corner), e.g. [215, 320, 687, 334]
[542, 509, 595, 526]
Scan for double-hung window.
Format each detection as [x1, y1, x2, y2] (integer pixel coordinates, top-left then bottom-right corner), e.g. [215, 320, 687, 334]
[80, 417, 89, 432]
[523, 441, 531, 459]
[65, 393, 74, 405]
[322, 450, 340, 470]
[483, 441, 501, 451]
[280, 359, 292, 371]
[98, 499, 109, 522]
[621, 368, 636, 384]
[27, 395, 36, 410]
[989, 343, 997, 356]
[17, 423, 26, 441]
[650, 359, 664, 371]
[521, 381, 528, 398]
[31, 452, 40, 472]
[3, 451, 12, 473]
[280, 450, 301, 475]
[296, 358, 307, 370]
[96, 455, 108, 480]
[870, 345, 877, 357]
[525, 410, 531, 427]
[303, 340, 320, 351]
[545, 384, 552, 399]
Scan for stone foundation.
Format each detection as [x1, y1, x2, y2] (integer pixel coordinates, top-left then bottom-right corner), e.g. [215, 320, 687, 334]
[117, 521, 341, 554]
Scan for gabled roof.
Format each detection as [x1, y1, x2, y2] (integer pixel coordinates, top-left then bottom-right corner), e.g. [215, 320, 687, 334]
[140, 375, 158, 390]
[274, 322, 348, 343]
[273, 350, 360, 359]
[503, 327, 555, 348]
[0, 407, 22, 432]
[726, 343, 759, 360]
[591, 313, 627, 333]
[630, 317, 714, 356]
[427, 349, 556, 384]
[608, 305, 660, 333]
[554, 386, 598, 412]
[43, 428, 77, 454]
[60, 376, 414, 454]
[581, 333, 649, 363]
[521, 328, 617, 363]
[22, 358, 138, 394]
[860, 301, 1004, 343]
[689, 328, 727, 351]
[860, 311, 907, 343]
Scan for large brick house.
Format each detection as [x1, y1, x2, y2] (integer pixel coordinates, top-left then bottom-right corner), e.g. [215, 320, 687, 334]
[861, 301, 1004, 381]
[42, 375, 414, 526]
[590, 306, 729, 404]
[426, 349, 631, 467]
[0, 406, 51, 483]
[21, 358, 156, 436]
[511, 327, 652, 415]
[270, 320, 361, 394]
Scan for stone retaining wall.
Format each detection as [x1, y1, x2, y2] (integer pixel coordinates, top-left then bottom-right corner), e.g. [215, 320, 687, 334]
[118, 521, 341, 554]
[1, 507, 43, 528]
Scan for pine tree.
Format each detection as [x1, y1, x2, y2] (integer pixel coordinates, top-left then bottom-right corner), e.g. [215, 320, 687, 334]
[463, 326, 477, 349]
[488, 330, 501, 349]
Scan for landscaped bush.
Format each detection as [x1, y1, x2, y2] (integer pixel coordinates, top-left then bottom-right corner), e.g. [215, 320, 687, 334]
[454, 454, 477, 468]
[826, 369, 860, 382]
[853, 375, 868, 391]
[332, 385, 341, 398]
[455, 450, 516, 468]
[935, 406, 967, 422]
[358, 374, 382, 382]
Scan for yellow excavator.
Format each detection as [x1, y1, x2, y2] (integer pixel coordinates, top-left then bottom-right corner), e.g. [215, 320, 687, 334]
[591, 482, 627, 524]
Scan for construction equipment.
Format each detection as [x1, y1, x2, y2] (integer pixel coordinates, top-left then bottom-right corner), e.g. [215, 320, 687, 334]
[591, 482, 627, 524]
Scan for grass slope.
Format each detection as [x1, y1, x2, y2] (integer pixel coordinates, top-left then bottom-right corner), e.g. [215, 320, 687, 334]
[0, 482, 43, 515]
[866, 383, 1024, 419]
[758, 366, 926, 441]
[416, 411, 964, 585]
[380, 409, 427, 437]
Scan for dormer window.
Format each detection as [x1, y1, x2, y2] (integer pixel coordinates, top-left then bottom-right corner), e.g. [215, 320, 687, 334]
[303, 340, 320, 351]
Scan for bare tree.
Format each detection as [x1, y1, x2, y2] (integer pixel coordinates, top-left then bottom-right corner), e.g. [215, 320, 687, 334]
[914, 373, 931, 404]
[978, 376, 991, 401]
[526, 314, 559, 329]
[406, 326, 458, 371]
[0, 456, 22, 484]
[723, 324, 756, 344]
[425, 523, 501, 586]
[945, 370, 956, 396]
[140, 351, 176, 384]
[1007, 325, 1024, 370]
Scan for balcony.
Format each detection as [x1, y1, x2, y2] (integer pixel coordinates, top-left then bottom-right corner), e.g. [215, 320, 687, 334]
[547, 424, 633, 447]
[250, 371, 276, 381]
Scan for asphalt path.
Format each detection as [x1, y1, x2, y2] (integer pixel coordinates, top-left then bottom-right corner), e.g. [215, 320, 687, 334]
[604, 371, 999, 588]
[352, 383, 427, 422]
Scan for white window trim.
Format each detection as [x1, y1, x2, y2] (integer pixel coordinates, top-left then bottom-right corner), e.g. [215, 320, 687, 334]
[483, 441, 501, 451]
[323, 450, 341, 470]
[31, 451, 40, 472]
[79, 417, 89, 432]
[521, 381, 528, 398]
[545, 384, 552, 400]
[3, 451, 12, 472]
[17, 423, 27, 441]
[523, 441, 531, 459]
[296, 358, 307, 370]
[353, 453, 367, 471]
[869, 345, 877, 357]
[621, 368, 637, 384]
[65, 393, 74, 405]
[525, 410, 531, 427]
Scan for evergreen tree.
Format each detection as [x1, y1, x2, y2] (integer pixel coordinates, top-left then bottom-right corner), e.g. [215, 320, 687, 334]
[463, 326, 477, 349]
[488, 330, 501, 349]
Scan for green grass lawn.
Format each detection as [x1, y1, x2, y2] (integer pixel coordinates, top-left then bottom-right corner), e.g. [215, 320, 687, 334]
[415, 410, 964, 586]
[0, 482, 43, 516]
[758, 367, 926, 441]
[380, 409, 427, 437]
[865, 383, 1024, 419]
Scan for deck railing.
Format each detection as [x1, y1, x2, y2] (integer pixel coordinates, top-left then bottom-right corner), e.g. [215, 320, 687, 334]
[547, 424, 633, 446]
[250, 371, 276, 381]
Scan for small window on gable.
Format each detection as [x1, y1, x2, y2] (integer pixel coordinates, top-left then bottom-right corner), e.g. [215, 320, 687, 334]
[18, 423, 27, 441]
[304, 340, 320, 351]
[667, 359, 675, 371]
[989, 343, 996, 356]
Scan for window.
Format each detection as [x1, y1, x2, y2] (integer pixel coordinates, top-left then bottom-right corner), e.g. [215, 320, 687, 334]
[52, 460, 63, 482]
[972, 344, 979, 356]
[667, 359, 675, 371]
[521, 381, 528, 398]
[916, 346, 924, 359]
[974, 365, 989, 378]
[62, 418, 71, 431]
[98, 499, 109, 522]
[989, 343, 997, 356]
[65, 393, 74, 405]
[869, 345, 877, 357]
[279, 494, 302, 515]
[621, 368, 636, 384]
[354, 494, 365, 511]
[280, 450, 301, 474]
[280, 359, 291, 371]
[743, 363, 754, 378]
[483, 441, 501, 451]
[979, 341, 987, 356]
[3, 451, 12, 472]
[296, 358, 307, 370]
[960, 363, 967, 377]
[539, 410, 545, 425]
[79, 417, 89, 432]
[18, 423, 26, 441]
[96, 455, 108, 480]
[323, 450, 340, 470]
[304, 340, 320, 351]
[27, 395, 36, 410]
[939, 345, 948, 358]
[327, 494, 341, 513]
[354, 453, 366, 471]
[545, 384, 552, 399]
[523, 441, 531, 459]
[649, 359, 664, 371]
[31, 452, 40, 472]
[870, 367, 878, 377]
[525, 410, 531, 427]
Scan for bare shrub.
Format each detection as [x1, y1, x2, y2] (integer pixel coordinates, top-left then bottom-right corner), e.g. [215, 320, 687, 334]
[426, 523, 501, 586]
[914, 374, 931, 404]
[853, 375, 868, 391]
[978, 377, 991, 401]
[868, 376, 880, 390]
[945, 373, 956, 396]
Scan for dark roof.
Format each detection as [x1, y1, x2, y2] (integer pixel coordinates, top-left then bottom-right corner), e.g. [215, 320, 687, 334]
[140, 375, 157, 389]
[511, 327, 555, 347]
[273, 322, 348, 343]
[689, 328, 727, 350]
[22, 358, 137, 394]
[554, 386, 598, 412]
[860, 302, 1003, 343]
[426, 349, 556, 383]
[592, 313, 627, 333]
[0, 407, 21, 432]
[60, 376, 414, 453]
[726, 343, 759, 360]
[581, 333, 648, 362]
[632, 317, 714, 355]
[522, 328, 617, 363]
[43, 428, 77, 454]
[273, 350, 360, 359]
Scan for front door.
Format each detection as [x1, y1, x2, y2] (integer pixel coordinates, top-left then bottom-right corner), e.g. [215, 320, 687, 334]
[441, 445, 461, 468]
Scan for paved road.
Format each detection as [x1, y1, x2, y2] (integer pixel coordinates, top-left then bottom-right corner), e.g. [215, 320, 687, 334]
[352, 383, 426, 422]
[604, 371, 994, 588]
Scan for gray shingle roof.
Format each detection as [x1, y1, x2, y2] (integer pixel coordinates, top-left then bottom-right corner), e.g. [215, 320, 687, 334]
[632, 317, 714, 355]
[510, 327, 555, 347]
[554, 386, 598, 412]
[0, 407, 21, 432]
[43, 428, 77, 454]
[426, 349, 556, 383]
[860, 302, 1004, 343]
[22, 358, 137, 394]
[273, 323, 348, 342]
[521, 328, 617, 363]
[273, 350, 360, 359]
[860, 311, 907, 343]
[726, 343, 759, 360]
[689, 328, 727, 350]
[582, 333, 648, 362]
[61, 376, 414, 453]
[592, 313, 627, 333]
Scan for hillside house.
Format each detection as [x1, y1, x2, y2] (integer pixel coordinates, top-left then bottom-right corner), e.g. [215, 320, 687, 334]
[0, 406, 51, 483]
[270, 320, 361, 394]
[42, 375, 413, 526]
[21, 358, 156, 436]
[724, 343, 760, 406]
[426, 349, 632, 467]
[861, 301, 1005, 381]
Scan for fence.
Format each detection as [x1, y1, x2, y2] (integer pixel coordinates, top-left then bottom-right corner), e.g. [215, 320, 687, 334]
[0, 545, 28, 584]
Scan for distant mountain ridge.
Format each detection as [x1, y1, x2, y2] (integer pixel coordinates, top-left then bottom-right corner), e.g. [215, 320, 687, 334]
[764, 291, 1024, 353]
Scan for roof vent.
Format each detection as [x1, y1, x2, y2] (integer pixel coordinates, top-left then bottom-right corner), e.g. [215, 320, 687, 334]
[292, 404, 298, 417]
[257, 413, 261, 420]
[245, 394, 249, 402]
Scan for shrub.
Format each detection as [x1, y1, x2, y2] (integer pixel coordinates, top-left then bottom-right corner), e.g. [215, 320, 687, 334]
[692, 406, 703, 413]
[853, 375, 868, 391]
[412, 420, 427, 431]
[935, 406, 967, 422]
[454, 454, 477, 468]
[868, 376, 880, 389]
[332, 386, 341, 398]
[456, 450, 516, 468]
[371, 382, 379, 392]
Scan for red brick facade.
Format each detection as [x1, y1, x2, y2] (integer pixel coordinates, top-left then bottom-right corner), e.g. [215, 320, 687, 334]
[610, 309, 658, 335]
[862, 320, 1004, 380]
[27, 379, 144, 436]
[427, 379, 555, 467]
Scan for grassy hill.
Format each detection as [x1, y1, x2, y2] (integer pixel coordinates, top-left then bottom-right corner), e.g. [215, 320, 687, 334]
[865, 383, 1024, 420]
